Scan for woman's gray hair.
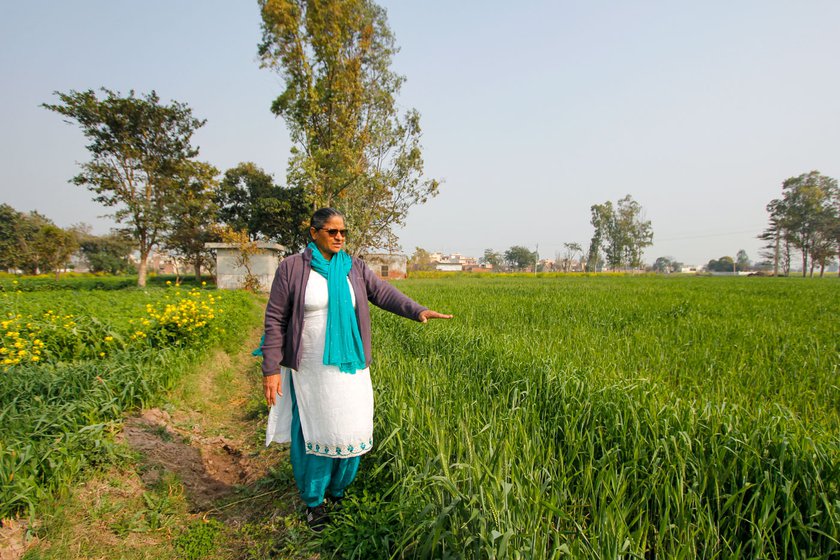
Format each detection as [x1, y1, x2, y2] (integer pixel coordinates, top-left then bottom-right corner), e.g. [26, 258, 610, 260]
[310, 207, 345, 233]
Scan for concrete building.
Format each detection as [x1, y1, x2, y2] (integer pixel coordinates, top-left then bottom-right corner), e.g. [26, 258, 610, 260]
[205, 242, 284, 292]
[428, 252, 479, 271]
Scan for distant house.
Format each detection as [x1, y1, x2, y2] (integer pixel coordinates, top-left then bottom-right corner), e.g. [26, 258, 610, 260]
[680, 265, 699, 274]
[429, 251, 479, 272]
[362, 254, 408, 279]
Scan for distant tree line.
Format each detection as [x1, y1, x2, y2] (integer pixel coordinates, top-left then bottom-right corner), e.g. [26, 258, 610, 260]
[407, 196, 655, 274]
[705, 250, 752, 273]
[651, 256, 684, 274]
[0, 205, 134, 278]
[760, 171, 839, 277]
[0, 206, 81, 279]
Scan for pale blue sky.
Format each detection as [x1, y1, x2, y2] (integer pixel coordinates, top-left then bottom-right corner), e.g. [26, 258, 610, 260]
[2, 1, 838, 266]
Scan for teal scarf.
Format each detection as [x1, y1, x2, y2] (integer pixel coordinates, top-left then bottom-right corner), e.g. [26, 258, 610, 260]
[307, 242, 366, 374]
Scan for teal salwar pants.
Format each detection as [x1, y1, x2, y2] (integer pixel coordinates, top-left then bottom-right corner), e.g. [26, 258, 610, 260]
[289, 375, 361, 508]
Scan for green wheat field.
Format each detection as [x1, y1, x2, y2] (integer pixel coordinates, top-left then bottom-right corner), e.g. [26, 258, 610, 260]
[330, 275, 840, 559]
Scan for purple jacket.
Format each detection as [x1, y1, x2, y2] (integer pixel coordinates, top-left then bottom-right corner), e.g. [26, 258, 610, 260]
[261, 247, 427, 376]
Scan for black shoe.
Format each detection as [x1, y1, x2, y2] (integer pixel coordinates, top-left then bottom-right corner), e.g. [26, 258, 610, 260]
[305, 504, 329, 532]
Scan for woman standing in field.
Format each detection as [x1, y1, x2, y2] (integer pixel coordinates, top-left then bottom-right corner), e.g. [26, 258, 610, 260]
[260, 207, 452, 531]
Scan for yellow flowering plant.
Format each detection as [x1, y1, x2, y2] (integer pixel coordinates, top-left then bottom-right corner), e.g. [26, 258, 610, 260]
[1, 284, 226, 370]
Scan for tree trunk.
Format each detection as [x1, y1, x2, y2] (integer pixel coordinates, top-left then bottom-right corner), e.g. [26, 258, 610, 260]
[773, 233, 780, 276]
[137, 255, 148, 287]
[194, 261, 201, 282]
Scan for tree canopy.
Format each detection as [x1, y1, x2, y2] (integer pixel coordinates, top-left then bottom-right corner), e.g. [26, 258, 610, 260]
[706, 256, 736, 273]
[258, 0, 439, 254]
[216, 162, 309, 252]
[504, 246, 537, 272]
[0, 204, 78, 277]
[588, 195, 653, 271]
[43, 88, 206, 286]
[652, 256, 683, 274]
[761, 171, 839, 277]
[77, 230, 135, 275]
[165, 161, 222, 280]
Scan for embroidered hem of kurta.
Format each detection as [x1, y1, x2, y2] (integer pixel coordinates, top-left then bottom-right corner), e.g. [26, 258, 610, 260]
[305, 438, 373, 458]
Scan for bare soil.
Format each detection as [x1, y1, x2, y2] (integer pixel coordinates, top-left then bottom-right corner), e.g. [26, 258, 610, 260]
[121, 407, 257, 512]
[0, 519, 33, 560]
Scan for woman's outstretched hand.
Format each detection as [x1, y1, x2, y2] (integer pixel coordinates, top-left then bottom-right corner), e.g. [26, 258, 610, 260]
[263, 373, 282, 407]
[419, 309, 454, 323]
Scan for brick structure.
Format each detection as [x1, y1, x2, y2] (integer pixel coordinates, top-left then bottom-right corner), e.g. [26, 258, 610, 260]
[361, 254, 408, 280]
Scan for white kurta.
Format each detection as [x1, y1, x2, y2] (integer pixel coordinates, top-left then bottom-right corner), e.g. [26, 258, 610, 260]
[265, 272, 374, 458]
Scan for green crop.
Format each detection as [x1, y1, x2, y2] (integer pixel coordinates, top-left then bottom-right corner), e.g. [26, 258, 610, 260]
[325, 276, 839, 559]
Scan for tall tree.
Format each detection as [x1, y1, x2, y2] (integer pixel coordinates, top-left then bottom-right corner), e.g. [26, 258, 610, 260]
[560, 242, 583, 272]
[587, 203, 611, 271]
[735, 249, 751, 272]
[830, 184, 840, 277]
[616, 195, 653, 269]
[759, 198, 787, 276]
[165, 161, 221, 280]
[589, 195, 653, 270]
[43, 89, 206, 286]
[13, 211, 54, 275]
[217, 162, 309, 251]
[258, 0, 439, 255]
[778, 171, 837, 277]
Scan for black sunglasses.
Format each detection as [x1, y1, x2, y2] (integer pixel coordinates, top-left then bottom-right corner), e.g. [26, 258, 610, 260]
[317, 228, 348, 237]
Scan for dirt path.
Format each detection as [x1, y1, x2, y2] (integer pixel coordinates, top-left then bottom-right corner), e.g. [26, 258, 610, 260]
[10, 327, 318, 559]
